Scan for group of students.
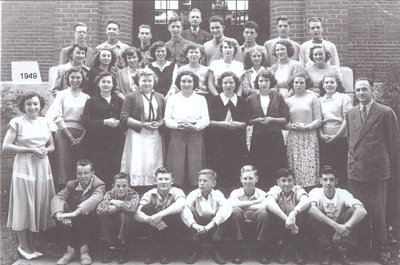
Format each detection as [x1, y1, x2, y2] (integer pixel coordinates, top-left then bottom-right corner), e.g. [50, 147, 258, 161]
[3, 6, 400, 265]
[52, 160, 366, 265]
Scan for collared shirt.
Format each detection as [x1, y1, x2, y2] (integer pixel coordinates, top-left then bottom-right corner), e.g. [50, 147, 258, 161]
[96, 188, 140, 215]
[75, 178, 94, 197]
[266, 185, 308, 215]
[181, 189, 232, 227]
[164, 92, 210, 131]
[220, 93, 238, 122]
[139, 187, 185, 212]
[299, 39, 340, 67]
[309, 187, 363, 221]
[229, 187, 267, 221]
[166, 37, 192, 67]
[320, 92, 352, 136]
[359, 100, 374, 115]
[96, 40, 130, 69]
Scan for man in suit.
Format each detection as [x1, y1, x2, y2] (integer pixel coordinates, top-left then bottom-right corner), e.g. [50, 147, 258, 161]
[182, 8, 211, 45]
[346, 78, 399, 265]
[59, 22, 95, 67]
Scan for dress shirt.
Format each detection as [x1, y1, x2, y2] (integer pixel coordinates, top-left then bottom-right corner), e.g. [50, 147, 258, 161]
[229, 187, 267, 203]
[164, 92, 210, 131]
[75, 178, 94, 197]
[266, 185, 308, 215]
[320, 92, 352, 136]
[359, 100, 373, 116]
[97, 188, 140, 215]
[181, 189, 232, 227]
[139, 187, 185, 212]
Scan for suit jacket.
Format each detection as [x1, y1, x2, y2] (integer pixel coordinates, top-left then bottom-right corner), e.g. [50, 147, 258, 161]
[51, 175, 105, 216]
[116, 67, 138, 96]
[59, 44, 95, 67]
[182, 28, 212, 45]
[120, 90, 166, 133]
[346, 101, 399, 182]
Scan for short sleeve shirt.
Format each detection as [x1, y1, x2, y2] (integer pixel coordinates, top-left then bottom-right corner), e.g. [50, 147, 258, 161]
[309, 188, 363, 221]
[266, 185, 308, 215]
[139, 186, 185, 212]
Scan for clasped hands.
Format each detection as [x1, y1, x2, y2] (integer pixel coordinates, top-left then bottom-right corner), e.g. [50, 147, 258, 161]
[55, 210, 81, 226]
[288, 122, 309, 132]
[142, 121, 161, 130]
[285, 211, 299, 234]
[219, 121, 244, 130]
[146, 213, 167, 231]
[177, 122, 196, 131]
[32, 146, 48, 159]
[104, 118, 120, 128]
[191, 223, 213, 236]
[255, 117, 274, 126]
[333, 223, 351, 243]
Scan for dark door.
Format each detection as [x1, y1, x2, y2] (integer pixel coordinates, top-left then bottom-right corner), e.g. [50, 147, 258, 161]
[132, 0, 269, 47]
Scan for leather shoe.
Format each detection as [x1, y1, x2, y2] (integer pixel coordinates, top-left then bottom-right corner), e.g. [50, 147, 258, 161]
[102, 247, 116, 263]
[232, 255, 243, 264]
[278, 250, 288, 264]
[295, 252, 306, 265]
[81, 252, 92, 265]
[257, 255, 270, 264]
[375, 250, 392, 265]
[160, 255, 171, 264]
[17, 246, 38, 260]
[213, 249, 227, 264]
[338, 252, 354, 265]
[56, 246, 76, 265]
[117, 247, 129, 264]
[185, 250, 200, 264]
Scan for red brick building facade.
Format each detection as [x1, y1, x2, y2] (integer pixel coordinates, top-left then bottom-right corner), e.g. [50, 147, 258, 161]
[1, 0, 400, 80]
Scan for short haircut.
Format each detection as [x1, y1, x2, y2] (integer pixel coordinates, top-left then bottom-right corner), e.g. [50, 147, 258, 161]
[276, 168, 294, 180]
[65, 67, 86, 87]
[174, 70, 200, 90]
[90, 47, 117, 70]
[198, 168, 217, 181]
[168, 16, 181, 26]
[319, 72, 345, 96]
[183, 43, 204, 58]
[107, 20, 120, 29]
[74, 22, 87, 30]
[149, 41, 172, 62]
[68, 44, 88, 61]
[122, 46, 142, 66]
[217, 71, 240, 93]
[355, 77, 374, 88]
[320, 165, 337, 178]
[243, 21, 259, 32]
[18, 92, 45, 113]
[289, 72, 312, 91]
[219, 39, 238, 56]
[113, 172, 130, 184]
[209, 15, 225, 26]
[154, 167, 173, 177]
[139, 24, 152, 32]
[189, 8, 202, 16]
[272, 40, 295, 58]
[243, 46, 268, 70]
[133, 68, 158, 87]
[309, 45, 331, 63]
[254, 69, 277, 90]
[276, 15, 291, 25]
[94, 71, 117, 93]
[76, 159, 94, 171]
[306, 17, 322, 27]
[240, 165, 258, 177]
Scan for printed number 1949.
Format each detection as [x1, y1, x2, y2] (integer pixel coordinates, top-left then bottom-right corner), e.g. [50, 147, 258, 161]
[20, 73, 37, 79]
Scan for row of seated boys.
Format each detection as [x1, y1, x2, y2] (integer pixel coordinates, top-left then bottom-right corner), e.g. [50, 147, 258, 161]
[51, 159, 367, 265]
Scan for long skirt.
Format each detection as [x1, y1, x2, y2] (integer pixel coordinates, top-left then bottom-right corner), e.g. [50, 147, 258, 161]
[167, 130, 205, 188]
[287, 130, 319, 188]
[7, 153, 56, 231]
[248, 131, 287, 190]
[54, 127, 85, 186]
[121, 128, 163, 187]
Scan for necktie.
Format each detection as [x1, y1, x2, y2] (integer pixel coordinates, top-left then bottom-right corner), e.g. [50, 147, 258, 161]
[193, 29, 197, 38]
[361, 105, 367, 123]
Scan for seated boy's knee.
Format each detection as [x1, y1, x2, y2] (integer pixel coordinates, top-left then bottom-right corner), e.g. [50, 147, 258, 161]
[255, 207, 268, 218]
[232, 207, 244, 217]
[119, 211, 134, 222]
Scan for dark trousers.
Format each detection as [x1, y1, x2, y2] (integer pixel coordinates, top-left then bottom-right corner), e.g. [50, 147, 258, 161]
[229, 207, 268, 242]
[100, 211, 135, 245]
[348, 179, 388, 251]
[141, 204, 186, 253]
[319, 137, 348, 188]
[58, 205, 98, 250]
[186, 205, 227, 243]
[312, 207, 358, 251]
[266, 211, 308, 252]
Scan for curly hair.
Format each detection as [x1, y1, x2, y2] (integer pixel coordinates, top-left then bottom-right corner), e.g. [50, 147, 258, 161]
[122, 46, 142, 66]
[243, 46, 268, 70]
[67, 44, 88, 61]
[174, 70, 199, 91]
[219, 39, 238, 57]
[90, 47, 117, 70]
[272, 40, 295, 58]
[217, 71, 240, 93]
[65, 67, 86, 87]
[183, 43, 204, 59]
[18, 92, 45, 113]
[288, 72, 312, 91]
[309, 45, 331, 63]
[133, 68, 158, 87]
[254, 69, 277, 90]
[319, 72, 345, 96]
[94, 71, 117, 93]
[149, 41, 172, 62]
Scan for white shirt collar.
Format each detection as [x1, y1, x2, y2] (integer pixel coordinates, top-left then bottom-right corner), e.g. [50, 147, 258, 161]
[220, 93, 238, 106]
[359, 100, 373, 112]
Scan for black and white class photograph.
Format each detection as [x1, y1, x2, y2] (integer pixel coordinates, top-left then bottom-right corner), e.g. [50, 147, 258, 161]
[1, 0, 400, 264]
